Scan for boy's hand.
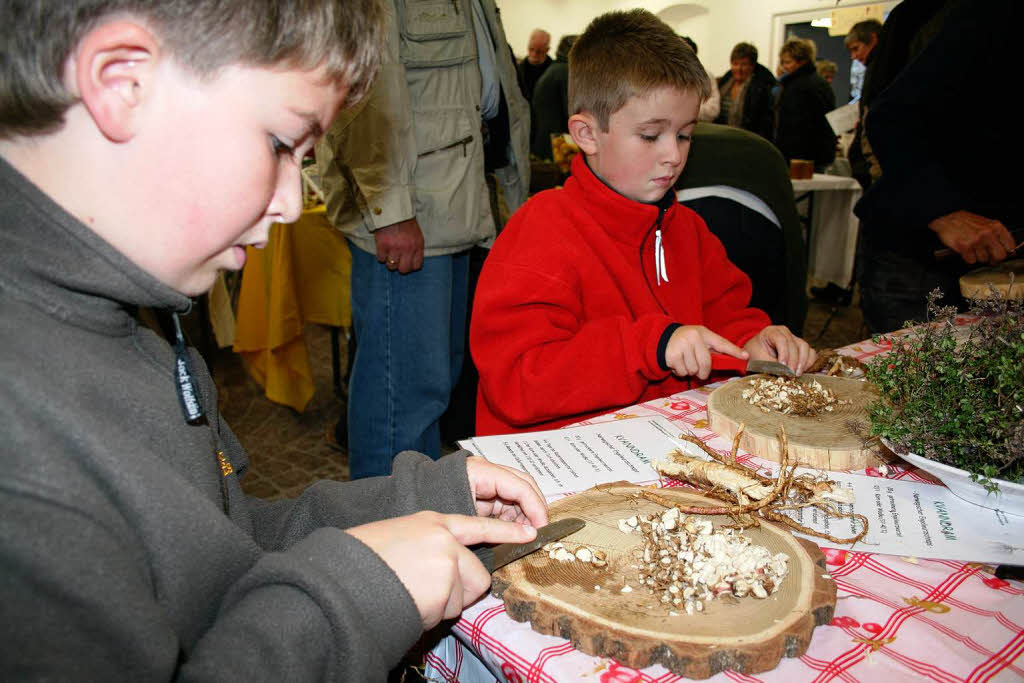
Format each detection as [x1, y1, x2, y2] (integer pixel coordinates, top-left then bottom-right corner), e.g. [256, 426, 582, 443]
[375, 218, 424, 273]
[665, 325, 747, 380]
[744, 325, 816, 374]
[466, 456, 548, 528]
[347, 512, 536, 629]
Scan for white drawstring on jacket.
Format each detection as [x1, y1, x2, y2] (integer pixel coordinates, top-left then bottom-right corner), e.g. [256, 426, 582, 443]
[655, 228, 669, 285]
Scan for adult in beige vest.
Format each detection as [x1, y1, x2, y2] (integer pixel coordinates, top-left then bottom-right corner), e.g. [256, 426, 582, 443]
[316, 0, 529, 478]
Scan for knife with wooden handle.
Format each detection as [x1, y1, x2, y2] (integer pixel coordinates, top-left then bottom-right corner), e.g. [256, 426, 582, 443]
[710, 353, 797, 377]
[473, 517, 586, 573]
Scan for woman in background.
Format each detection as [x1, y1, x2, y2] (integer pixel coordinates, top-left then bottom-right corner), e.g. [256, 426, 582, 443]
[714, 42, 776, 140]
[774, 38, 836, 171]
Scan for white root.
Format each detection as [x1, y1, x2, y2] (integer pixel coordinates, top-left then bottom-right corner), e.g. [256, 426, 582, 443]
[652, 454, 773, 504]
[650, 428, 869, 545]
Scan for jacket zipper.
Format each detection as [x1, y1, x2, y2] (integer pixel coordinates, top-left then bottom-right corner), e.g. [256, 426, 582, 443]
[418, 134, 473, 159]
[651, 203, 670, 286]
[640, 202, 672, 315]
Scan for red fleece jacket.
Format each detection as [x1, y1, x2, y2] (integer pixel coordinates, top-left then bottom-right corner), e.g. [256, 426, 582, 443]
[472, 154, 771, 435]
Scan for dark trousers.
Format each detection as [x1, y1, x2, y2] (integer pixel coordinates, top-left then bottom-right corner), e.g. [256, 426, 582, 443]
[440, 245, 488, 444]
[857, 230, 965, 334]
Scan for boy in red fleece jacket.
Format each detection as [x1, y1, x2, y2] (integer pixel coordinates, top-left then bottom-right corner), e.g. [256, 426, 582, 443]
[471, 9, 817, 435]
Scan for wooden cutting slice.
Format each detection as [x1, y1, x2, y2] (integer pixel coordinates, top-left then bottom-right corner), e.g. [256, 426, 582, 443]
[492, 483, 836, 679]
[959, 258, 1024, 300]
[707, 374, 886, 470]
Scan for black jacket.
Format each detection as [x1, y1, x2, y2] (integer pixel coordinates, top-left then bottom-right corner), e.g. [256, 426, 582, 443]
[773, 61, 836, 167]
[530, 58, 569, 158]
[855, 0, 1022, 257]
[516, 55, 551, 102]
[715, 63, 776, 141]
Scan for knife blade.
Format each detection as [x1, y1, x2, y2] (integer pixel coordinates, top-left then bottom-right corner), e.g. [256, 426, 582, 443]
[710, 353, 797, 377]
[474, 517, 586, 573]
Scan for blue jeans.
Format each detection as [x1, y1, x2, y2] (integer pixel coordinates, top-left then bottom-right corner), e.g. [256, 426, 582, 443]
[347, 243, 469, 479]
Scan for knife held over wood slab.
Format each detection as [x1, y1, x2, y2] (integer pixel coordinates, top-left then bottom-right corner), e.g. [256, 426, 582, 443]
[474, 517, 586, 573]
[710, 353, 797, 377]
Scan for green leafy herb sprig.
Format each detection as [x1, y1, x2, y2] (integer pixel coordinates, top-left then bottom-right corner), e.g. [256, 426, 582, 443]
[866, 288, 1024, 492]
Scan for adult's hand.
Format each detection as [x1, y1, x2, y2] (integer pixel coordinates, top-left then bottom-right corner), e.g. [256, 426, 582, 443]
[928, 211, 1015, 265]
[375, 218, 424, 273]
[465, 456, 548, 528]
[347, 511, 536, 629]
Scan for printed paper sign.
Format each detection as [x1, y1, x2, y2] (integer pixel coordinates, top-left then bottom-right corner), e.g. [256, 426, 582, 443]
[461, 417, 693, 496]
[789, 470, 1021, 564]
[463, 418, 1021, 563]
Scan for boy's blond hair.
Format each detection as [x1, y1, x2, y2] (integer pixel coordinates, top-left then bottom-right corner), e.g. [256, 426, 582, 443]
[569, 9, 710, 131]
[0, 0, 386, 139]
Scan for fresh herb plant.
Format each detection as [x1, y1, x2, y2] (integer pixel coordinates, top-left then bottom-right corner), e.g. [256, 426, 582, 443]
[867, 288, 1024, 492]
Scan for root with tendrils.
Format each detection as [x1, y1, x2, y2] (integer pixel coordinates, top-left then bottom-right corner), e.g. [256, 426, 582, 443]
[650, 426, 868, 545]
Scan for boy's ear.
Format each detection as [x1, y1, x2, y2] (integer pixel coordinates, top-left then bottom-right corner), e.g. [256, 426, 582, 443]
[71, 21, 160, 142]
[568, 112, 600, 156]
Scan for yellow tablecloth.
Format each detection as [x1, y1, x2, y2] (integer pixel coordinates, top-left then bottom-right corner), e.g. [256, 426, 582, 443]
[233, 206, 351, 412]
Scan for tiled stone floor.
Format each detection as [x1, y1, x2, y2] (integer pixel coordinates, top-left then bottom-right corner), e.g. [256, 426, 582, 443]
[207, 291, 866, 500]
[210, 324, 349, 499]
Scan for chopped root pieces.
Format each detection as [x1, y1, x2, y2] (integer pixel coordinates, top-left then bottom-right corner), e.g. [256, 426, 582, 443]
[806, 349, 867, 377]
[742, 376, 850, 417]
[615, 506, 790, 613]
[652, 426, 868, 545]
[543, 541, 609, 569]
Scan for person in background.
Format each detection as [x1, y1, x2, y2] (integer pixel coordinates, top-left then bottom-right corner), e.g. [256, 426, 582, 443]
[773, 38, 836, 171]
[316, 0, 530, 478]
[471, 10, 815, 436]
[714, 42, 776, 141]
[845, 18, 881, 67]
[810, 19, 883, 307]
[854, 0, 1018, 333]
[516, 28, 552, 102]
[530, 34, 578, 159]
[845, 19, 882, 186]
[680, 36, 720, 122]
[816, 59, 837, 84]
[0, 0, 547, 678]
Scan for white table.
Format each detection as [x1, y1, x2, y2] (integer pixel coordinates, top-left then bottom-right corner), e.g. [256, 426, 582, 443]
[792, 173, 862, 288]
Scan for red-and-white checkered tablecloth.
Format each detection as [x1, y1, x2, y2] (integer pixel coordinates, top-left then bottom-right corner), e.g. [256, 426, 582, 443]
[426, 322, 1024, 682]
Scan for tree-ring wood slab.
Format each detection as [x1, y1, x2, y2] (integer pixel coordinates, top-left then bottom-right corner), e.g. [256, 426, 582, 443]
[707, 374, 885, 470]
[491, 483, 836, 679]
[959, 259, 1024, 300]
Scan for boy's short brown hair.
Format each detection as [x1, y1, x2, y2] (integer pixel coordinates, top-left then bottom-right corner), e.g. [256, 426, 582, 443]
[0, 0, 386, 138]
[569, 9, 711, 131]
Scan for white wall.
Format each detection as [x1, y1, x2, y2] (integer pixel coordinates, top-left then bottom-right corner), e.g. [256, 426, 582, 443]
[498, 0, 887, 79]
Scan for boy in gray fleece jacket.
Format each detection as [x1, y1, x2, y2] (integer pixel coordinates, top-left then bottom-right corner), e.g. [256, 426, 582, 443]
[0, 1, 547, 680]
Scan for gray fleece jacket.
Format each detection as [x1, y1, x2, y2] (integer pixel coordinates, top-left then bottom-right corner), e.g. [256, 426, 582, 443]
[0, 156, 477, 681]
